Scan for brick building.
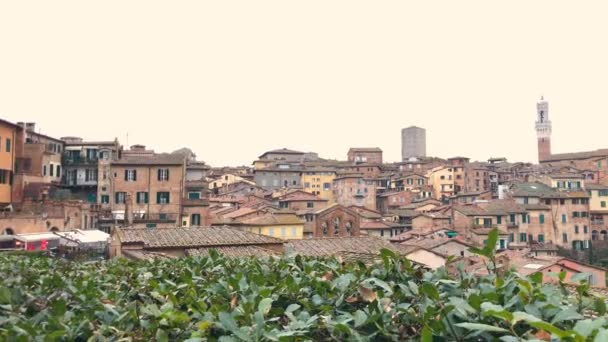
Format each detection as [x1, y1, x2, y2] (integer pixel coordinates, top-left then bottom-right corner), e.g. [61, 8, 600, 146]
[333, 174, 377, 210]
[347, 147, 383, 164]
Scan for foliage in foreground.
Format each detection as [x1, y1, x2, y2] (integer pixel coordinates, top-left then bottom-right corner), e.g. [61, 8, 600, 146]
[0, 249, 607, 341]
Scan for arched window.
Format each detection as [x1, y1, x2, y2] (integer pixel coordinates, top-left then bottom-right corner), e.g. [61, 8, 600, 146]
[333, 217, 340, 236]
[321, 222, 328, 236]
[345, 221, 353, 237]
[592, 230, 599, 241]
[2, 228, 14, 235]
[601, 230, 608, 241]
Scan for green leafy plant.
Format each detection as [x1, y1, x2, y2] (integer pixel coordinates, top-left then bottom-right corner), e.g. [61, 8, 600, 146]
[0, 249, 606, 341]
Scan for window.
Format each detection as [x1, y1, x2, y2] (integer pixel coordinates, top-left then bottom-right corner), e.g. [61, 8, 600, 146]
[572, 199, 580, 205]
[146, 223, 157, 229]
[560, 199, 565, 205]
[304, 182, 310, 188]
[159, 213, 167, 220]
[510, 214, 515, 223]
[496, 216, 502, 224]
[292, 180, 297, 186]
[575, 225, 579, 234]
[573, 212, 580, 218]
[49, 164, 54, 177]
[561, 214, 567, 223]
[323, 183, 331, 191]
[5, 138, 10, 152]
[191, 214, 201, 226]
[125, 169, 137, 181]
[268, 228, 274, 236]
[136, 192, 149, 204]
[508, 233, 514, 242]
[85, 169, 98, 182]
[582, 212, 589, 218]
[115, 192, 126, 204]
[599, 190, 608, 197]
[56, 165, 61, 178]
[522, 214, 527, 224]
[539, 214, 545, 224]
[158, 169, 169, 181]
[291, 227, 297, 237]
[188, 192, 201, 200]
[0, 170, 7, 184]
[100, 195, 109, 204]
[307, 202, 314, 208]
[519, 233, 527, 242]
[538, 234, 545, 243]
[523, 197, 529, 204]
[43, 165, 47, 176]
[156, 192, 170, 204]
[584, 225, 588, 234]
[563, 233, 568, 243]
[281, 227, 286, 237]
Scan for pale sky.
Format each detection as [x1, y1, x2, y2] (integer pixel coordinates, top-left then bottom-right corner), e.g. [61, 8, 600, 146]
[1, 1, 607, 166]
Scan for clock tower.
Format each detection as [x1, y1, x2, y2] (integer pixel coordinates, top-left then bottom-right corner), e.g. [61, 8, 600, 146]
[535, 96, 552, 162]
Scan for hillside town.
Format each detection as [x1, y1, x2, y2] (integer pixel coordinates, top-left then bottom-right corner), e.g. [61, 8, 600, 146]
[1, 96, 608, 288]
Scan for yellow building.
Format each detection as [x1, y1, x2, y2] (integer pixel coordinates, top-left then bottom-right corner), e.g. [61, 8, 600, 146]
[426, 166, 455, 200]
[0, 119, 20, 205]
[240, 213, 304, 240]
[301, 169, 336, 203]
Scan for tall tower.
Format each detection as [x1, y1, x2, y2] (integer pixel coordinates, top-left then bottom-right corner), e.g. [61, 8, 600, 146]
[401, 126, 426, 161]
[535, 96, 552, 162]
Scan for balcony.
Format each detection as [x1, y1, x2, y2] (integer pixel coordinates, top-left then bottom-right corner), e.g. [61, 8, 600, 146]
[62, 156, 98, 166]
[507, 223, 520, 229]
[591, 219, 605, 226]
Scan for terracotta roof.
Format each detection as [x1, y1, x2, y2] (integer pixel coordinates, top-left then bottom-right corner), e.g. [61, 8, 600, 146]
[478, 200, 527, 215]
[586, 184, 608, 191]
[453, 204, 488, 216]
[259, 148, 304, 159]
[360, 221, 393, 230]
[285, 236, 401, 257]
[241, 213, 303, 226]
[278, 191, 327, 202]
[117, 227, 285, 248]
[511, 183, 568, 198]
[523, 203, 551, 210]
[542, 149, 608, 162]
[348, 147, 382, 153]
[113, 153, 186, 166]
[347, 206, 382, 219]
[186, 246, 279, 257]
[471, 228, 509, 235]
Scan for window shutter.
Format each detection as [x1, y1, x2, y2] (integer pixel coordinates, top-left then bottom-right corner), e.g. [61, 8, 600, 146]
[145, 192, 149, 203]
[133, 170, 137, 181]
[166, 169, 169, 181]
[157, 169, 161, 181]
[124, 170, 128, 181]
[115, 193, 119, 204]
[166, 193, 170, 204]
[157, 192, 161, 204]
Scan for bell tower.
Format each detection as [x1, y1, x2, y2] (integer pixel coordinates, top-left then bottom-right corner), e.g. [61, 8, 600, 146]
[535, 96, 552, 162]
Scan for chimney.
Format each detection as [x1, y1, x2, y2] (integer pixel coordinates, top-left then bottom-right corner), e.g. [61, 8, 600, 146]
[25, 122, 36, 133]
[125, 193, 134, 226]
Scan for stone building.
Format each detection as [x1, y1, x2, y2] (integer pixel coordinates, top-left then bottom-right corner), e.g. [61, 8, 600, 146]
[332, 174, 377, 210]
[535, 96, 552, 163]
[401, 126, 426, 160]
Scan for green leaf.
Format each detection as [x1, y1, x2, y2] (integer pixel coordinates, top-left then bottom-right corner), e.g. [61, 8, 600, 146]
[529, 272, 543, 284]
[353, 310, 367, 328]
[595, 329, 608, 342]
[420, 283, 440, 301]
[421, 326, 433, 342]
[454, 322, 509, 333]
[573, 318, 606, 338]
[156, 328, 169, 342]
[481, 302, 513, 323]
[551, 307, 584, 324]
[512, 311, 541, 325]
[595, 298, 607, 316]
[485, 228, 499, 254]
[285, 304, 300, 314]
[529, 321, 571, 339]
[258, 298, 273, 316]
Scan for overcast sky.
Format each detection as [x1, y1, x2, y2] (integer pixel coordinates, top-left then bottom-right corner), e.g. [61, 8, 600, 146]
[1, 1, 607, 166]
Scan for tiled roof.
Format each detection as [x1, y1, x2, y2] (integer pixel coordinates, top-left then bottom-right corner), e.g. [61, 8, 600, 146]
[389, 209, 422, 218]
[113, 153, 186, 166]
[241, 213, 303, 226]
[548, 173, 585, 179]
[347, 206, 382, 219]
[511, 183, 568, 198]
[348, 147, 382, 153]
[278, 191, 327, 202]
[586, 184, 608, 190]
[117, 227, 285, 249]
[471, 228, 509, 235]
[523, 203, 551, 211]
[453, 204, 488, 216]
[360, 221, 393, 230]
[186, 246, 279, 257]
[542, 149, 608, 162]
[479, 200, 527, 215]
[285, 236, 401, 257]
[259, 148, 304, 159]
